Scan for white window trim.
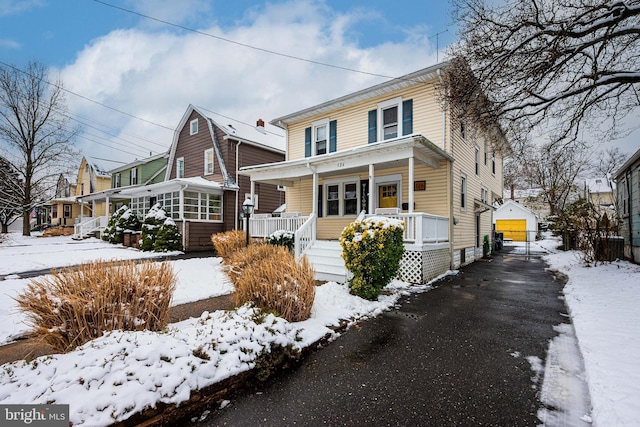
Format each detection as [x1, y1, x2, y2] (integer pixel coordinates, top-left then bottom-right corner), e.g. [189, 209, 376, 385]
[481, 185, 489, 204]
[311, 118, 329, 156]
[475, 145, 480, 175]
[130, 167, 138, 185]
[374, 173, 402, 210]
[324, 176, 360, 217]
[190, 118, 198, 135]
[204, 148, 214, 175]
[176, 157, 185, 178]
[114, 173, 121, 188]
[377, 97, 403, 142]
[491, 149, 496, 176]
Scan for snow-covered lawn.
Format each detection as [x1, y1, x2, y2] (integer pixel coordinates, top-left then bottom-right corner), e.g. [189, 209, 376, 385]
[0, 232, 638, 426]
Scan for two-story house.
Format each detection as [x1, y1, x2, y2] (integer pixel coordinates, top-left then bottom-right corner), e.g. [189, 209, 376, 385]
[113, 105, 286, 251]
[49, 157, 111, 227]
[240, 61, 505, 283]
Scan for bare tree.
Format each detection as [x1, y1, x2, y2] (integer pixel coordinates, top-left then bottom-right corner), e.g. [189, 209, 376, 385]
[522, 141, 593, 216]
[0, 155, 23, 233]
[0, 61, 77, 236]
[448, 0, 640, 150]
[594, 146, 629, 178]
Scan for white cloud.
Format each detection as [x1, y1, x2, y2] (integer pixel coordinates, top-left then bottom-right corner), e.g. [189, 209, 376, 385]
[0, 38, 20, 49]
[59, 0, 438, 165]
[0, 0, 43, 16]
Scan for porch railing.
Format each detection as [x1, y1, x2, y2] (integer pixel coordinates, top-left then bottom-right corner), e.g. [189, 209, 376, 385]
[365, 212, 449, 244]
[294, 214, 316, 258]
[73, 216, 108, 239]
[249, 214, 309, 239]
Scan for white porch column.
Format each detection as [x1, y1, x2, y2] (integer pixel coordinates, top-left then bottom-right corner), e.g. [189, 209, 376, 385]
[105, 196, 110, 216]
[408, 156, 415, 213]
[368, 164, 375, 214]
[92, 200, 96, 218]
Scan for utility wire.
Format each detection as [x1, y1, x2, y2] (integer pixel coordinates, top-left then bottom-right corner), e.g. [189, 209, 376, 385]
[93, 0, 424, 83]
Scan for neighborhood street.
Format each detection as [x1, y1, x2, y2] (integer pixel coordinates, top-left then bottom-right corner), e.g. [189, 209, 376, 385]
[191, 249, 572, 426]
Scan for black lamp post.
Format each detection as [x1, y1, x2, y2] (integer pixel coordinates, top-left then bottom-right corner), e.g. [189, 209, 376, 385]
[242, 198, 254, 246]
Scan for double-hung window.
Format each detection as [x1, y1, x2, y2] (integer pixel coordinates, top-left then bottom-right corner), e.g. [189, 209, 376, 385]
[190, 118, 198, 135]
[204, 148, 214, 175]
[368, 97, 413, 143]
[114, 173, 121, 188]
[305, 119, 336, 157]
[481, 186, 489, 204]
[130, 167, 138, 185]
[325, 178, 359, 216]
[475, 146, 479, 175]
[176, 157, 185, 178]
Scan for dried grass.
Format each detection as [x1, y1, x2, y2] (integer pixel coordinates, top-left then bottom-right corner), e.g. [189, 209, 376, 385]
[43, 226, 73, 237]
[232, 245, 316, 322]
[15, 260, 176, 353]
[211, 230, 249, 262]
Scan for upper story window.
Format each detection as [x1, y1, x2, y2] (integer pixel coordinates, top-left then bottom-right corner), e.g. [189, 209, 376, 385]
[176, 157, 185, 178]
[460, 173, 467, 210]
[491, 149, 496, 175]
[130, 167, 138, 185]
[475, 146, 480, 175]
[368, 97, 413, 143]
[481, 186, 489, 204]
[484, 137, 488, 165]
[190, 119, 198, 135]
[114, 173, 121, 188]
[204, 148, 214, 175]
[305, 119, 337, 157]
[460, 121, 466, 140]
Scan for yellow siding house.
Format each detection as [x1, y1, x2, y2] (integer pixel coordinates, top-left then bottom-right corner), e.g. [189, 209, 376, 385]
[240, 61, 505, 283]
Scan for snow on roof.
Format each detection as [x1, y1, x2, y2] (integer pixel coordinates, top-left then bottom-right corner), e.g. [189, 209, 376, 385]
[201, 107, 285, 153]
[584, 178, 615, 194]
[502, 188, 543, 199]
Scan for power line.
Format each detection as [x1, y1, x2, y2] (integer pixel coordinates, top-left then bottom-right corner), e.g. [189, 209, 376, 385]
[92, 0, 422, 83]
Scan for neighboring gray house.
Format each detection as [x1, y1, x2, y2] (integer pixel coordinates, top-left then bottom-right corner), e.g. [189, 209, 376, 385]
[615, 148, 640, 263]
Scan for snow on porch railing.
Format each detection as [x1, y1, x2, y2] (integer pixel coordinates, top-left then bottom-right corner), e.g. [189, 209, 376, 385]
[365, 212, 449, 244]
[248, 214, 309, 239]
[73, 216, 108, 239]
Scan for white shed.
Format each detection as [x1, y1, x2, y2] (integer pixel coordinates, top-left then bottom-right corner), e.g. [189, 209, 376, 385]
[494, 200, 538, 242]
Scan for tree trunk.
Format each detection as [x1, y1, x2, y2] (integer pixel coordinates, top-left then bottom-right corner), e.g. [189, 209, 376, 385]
[22, 208, 30, 236]
[1, 224, 7, 233]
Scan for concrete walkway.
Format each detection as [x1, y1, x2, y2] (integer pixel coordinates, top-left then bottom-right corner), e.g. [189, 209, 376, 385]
[192, 248, 569, 426]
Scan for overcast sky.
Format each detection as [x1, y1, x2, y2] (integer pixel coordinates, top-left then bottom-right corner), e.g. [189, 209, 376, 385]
[1, 0, 636, 169]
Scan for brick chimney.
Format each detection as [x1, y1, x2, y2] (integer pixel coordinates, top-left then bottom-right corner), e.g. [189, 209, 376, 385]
[256, 118, 265, 127]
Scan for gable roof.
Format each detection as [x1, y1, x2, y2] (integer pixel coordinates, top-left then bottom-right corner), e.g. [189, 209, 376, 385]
[108, 152, 168, 174]
[270, 61, 451, 127]
[584, 178, 615, 194]
[495, 199, 537, 217]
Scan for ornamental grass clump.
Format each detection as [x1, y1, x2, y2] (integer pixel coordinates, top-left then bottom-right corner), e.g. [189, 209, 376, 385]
[211, 230, 247, 262]
[340, 216, 405, 300]
[230, 245, 316, 322]
[15, 260, 176, 353]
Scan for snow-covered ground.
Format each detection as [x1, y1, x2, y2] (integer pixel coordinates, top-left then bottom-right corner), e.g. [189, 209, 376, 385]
[0, 232, 638, 426]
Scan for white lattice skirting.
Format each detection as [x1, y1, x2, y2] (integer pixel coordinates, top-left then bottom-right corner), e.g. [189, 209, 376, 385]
[398, 244, 451, 284]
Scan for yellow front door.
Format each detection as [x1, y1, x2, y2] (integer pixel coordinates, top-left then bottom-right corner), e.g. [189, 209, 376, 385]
[378, 184, 398, 208]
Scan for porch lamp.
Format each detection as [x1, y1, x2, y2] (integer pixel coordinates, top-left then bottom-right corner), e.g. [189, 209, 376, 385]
[242, 198, 254, 246]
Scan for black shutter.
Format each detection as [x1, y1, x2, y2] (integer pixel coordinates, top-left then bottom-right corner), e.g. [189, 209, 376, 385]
[317, 184, 323, 217]
[304, 127, 312, 157]
[329, 120, 337, 153]
[402, 99, 413, 135]
[368, 109, 377, 143]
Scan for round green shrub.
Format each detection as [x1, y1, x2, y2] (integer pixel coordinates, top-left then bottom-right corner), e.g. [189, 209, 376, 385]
[339, 216, 405, 300]
[266, 229, 294, 252]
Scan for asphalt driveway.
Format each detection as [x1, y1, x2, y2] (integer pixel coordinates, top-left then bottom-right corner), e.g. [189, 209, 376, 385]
[190, 247, 568, 426]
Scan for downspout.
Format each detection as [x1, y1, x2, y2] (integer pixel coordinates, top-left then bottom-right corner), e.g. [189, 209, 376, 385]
[180, 184, 189, 251]
[438, 67, 455, 268]
[235, 141, 242, 230]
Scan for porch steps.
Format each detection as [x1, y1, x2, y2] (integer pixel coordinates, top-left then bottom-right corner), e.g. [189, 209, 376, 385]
[303, 240, 349, 284]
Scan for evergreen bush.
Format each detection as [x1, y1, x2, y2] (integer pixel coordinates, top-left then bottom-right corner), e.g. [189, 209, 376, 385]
[140, 204, 182, 252]
[266, 230, 295, 252]
[102, 205, 140, 244]
[340, 216, 405, 300]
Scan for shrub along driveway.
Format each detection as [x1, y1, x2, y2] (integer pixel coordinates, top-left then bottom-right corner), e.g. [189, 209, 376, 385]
[193, 248, 568, 426]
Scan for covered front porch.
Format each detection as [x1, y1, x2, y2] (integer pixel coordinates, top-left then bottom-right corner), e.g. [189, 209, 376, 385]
[240, 135, 454, 284]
